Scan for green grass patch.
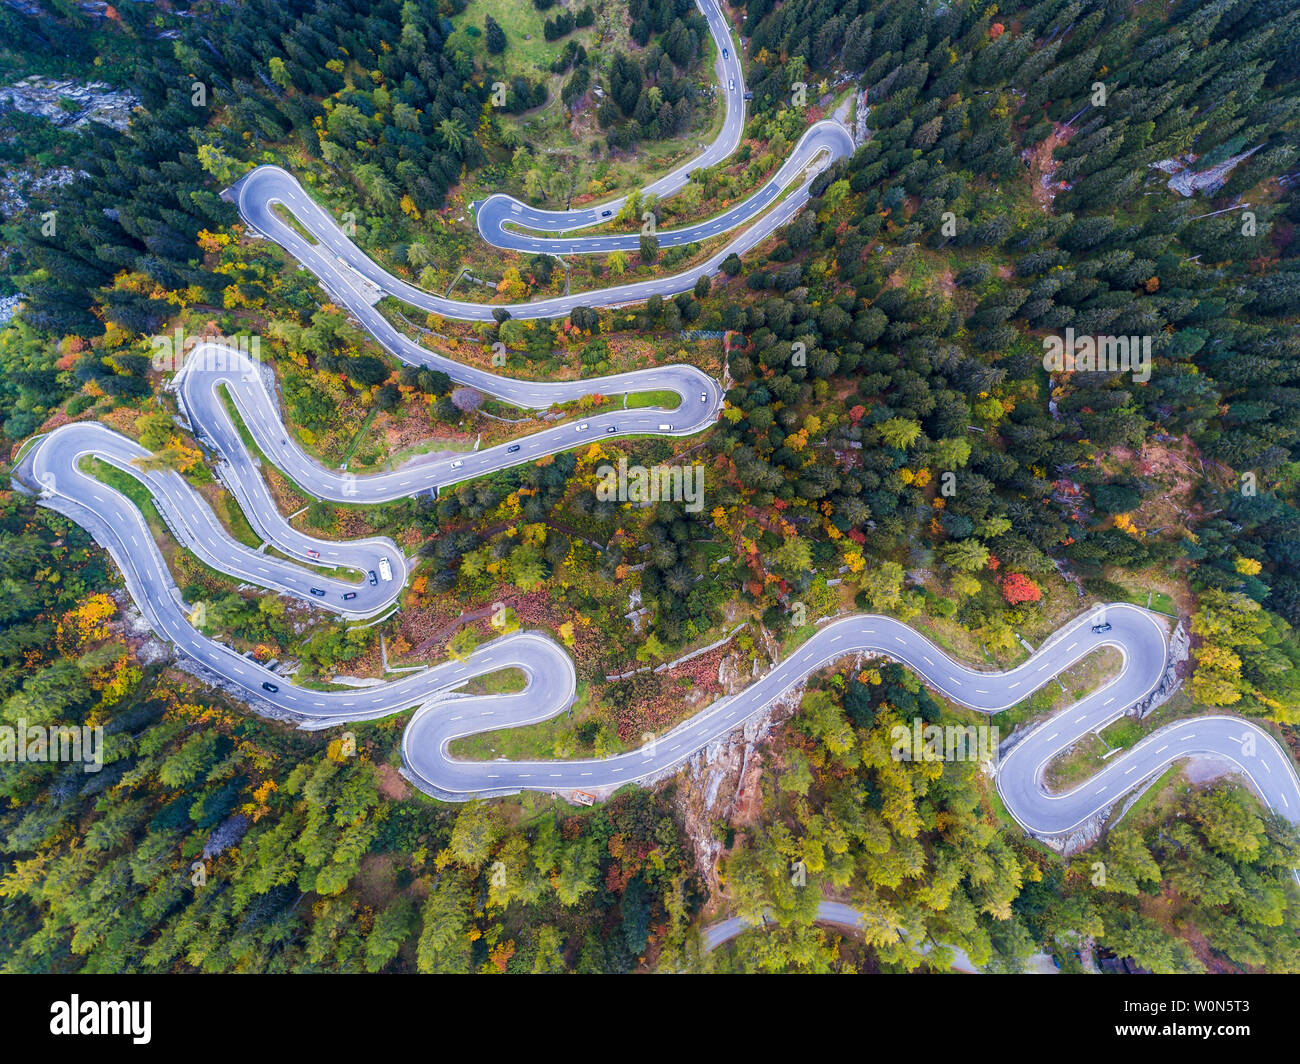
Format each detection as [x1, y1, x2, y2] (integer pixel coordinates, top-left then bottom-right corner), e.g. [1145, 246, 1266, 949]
[992, 645, 1123, 733]
[1099, 715, 1143, 749]
[1110, 764, 1183, 831]
[1149, 591, 1176, 615]
[83, 457, 159, 526]
[449, 0, 597, 78]
[213, 491, 262, 549]
[447, 680, 623, 761]
[624, 389, 683, 410]
[456, 667, 529, 696]
[363, 433, 479, 473]
[218, 384, 263, 457]
[273, 203, 319, 245]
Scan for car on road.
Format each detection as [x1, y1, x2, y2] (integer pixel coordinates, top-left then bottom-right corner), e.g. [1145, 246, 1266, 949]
[310, 587, 325, 597]
[600, 209, 612, 218]
[606, 425, 617, 433]
[261, 681, 279, 693]
[576, 422, 589, 432]
[658, 423, 673, 430]
[729, 78, 735, 92]
[368, 570, 378, 586]
[722, 47, 728, 59]
[306, 548, 320, 559]
[507, 443, 521, 453]
[378, 557, 393, 581]
[343, 591, 357, 600]
[701, 392, 708, 402]
[451, 459, 464, 469]
[1092, 622, 1112, 633]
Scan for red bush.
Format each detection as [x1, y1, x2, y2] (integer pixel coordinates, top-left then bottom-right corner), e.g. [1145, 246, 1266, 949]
[1000, 573, 1042, 604]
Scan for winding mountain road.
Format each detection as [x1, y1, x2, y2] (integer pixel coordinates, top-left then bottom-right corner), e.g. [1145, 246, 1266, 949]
[13, 0, 1300, 851]
[474, 0, 751, 251]
[232, 0, 854, 320]
[17, 399, 1300, 833]
[698, 903, 1060, 972]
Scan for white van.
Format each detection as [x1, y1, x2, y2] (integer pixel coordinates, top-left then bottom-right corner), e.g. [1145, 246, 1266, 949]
[658, 423, 673, 431]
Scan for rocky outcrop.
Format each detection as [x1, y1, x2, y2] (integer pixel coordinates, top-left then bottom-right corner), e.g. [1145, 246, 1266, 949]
[0, 294, 24, 326]
[0, 165, 88, 221]
[1153, 148, 1262, 197]
[670, 685, 805, 891]
[0, 76, 139, 131]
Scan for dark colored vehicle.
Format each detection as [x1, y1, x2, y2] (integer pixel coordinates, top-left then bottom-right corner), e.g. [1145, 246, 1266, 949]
[722, 47, 728, 59]
[600, 209, 612, 218]
[261, 681, 279, 693]
[368, 570, 378, 586]
[606, 425, 617, 433]
[310, 587, 325, 598]
[343, 591, 357, 600]
[1091, 622, 1112, 634]
[507, 443, 521, 453]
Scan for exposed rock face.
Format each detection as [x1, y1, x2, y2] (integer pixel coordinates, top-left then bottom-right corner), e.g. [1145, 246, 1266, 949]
[669, 645, 888, 893]
[0, 294, 25, 327]
[0, 77, 139, 317]
[0, 164, 87, 219]
[113, 591, 174, 663]
[1152, 148, 1262, 197]
[0, 76, 140, 131]
[672, 686, 804, 894]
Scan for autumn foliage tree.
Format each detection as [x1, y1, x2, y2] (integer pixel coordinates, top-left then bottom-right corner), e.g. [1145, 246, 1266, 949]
[1000, 573, 1042, 605]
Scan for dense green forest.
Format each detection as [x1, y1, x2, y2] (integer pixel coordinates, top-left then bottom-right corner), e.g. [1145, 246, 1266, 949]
[1, 0, 1299, 972]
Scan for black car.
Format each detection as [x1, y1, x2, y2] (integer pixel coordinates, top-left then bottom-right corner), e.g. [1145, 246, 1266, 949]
[343, 591, 357, 600]
[507, 443, 521, 453]
[1091, 622, 1112, 633]
[368, 570, 378, 586]
[310, 587, 325, 598]
[600, 209, 612, 218]
[261, 681, 279, 693]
